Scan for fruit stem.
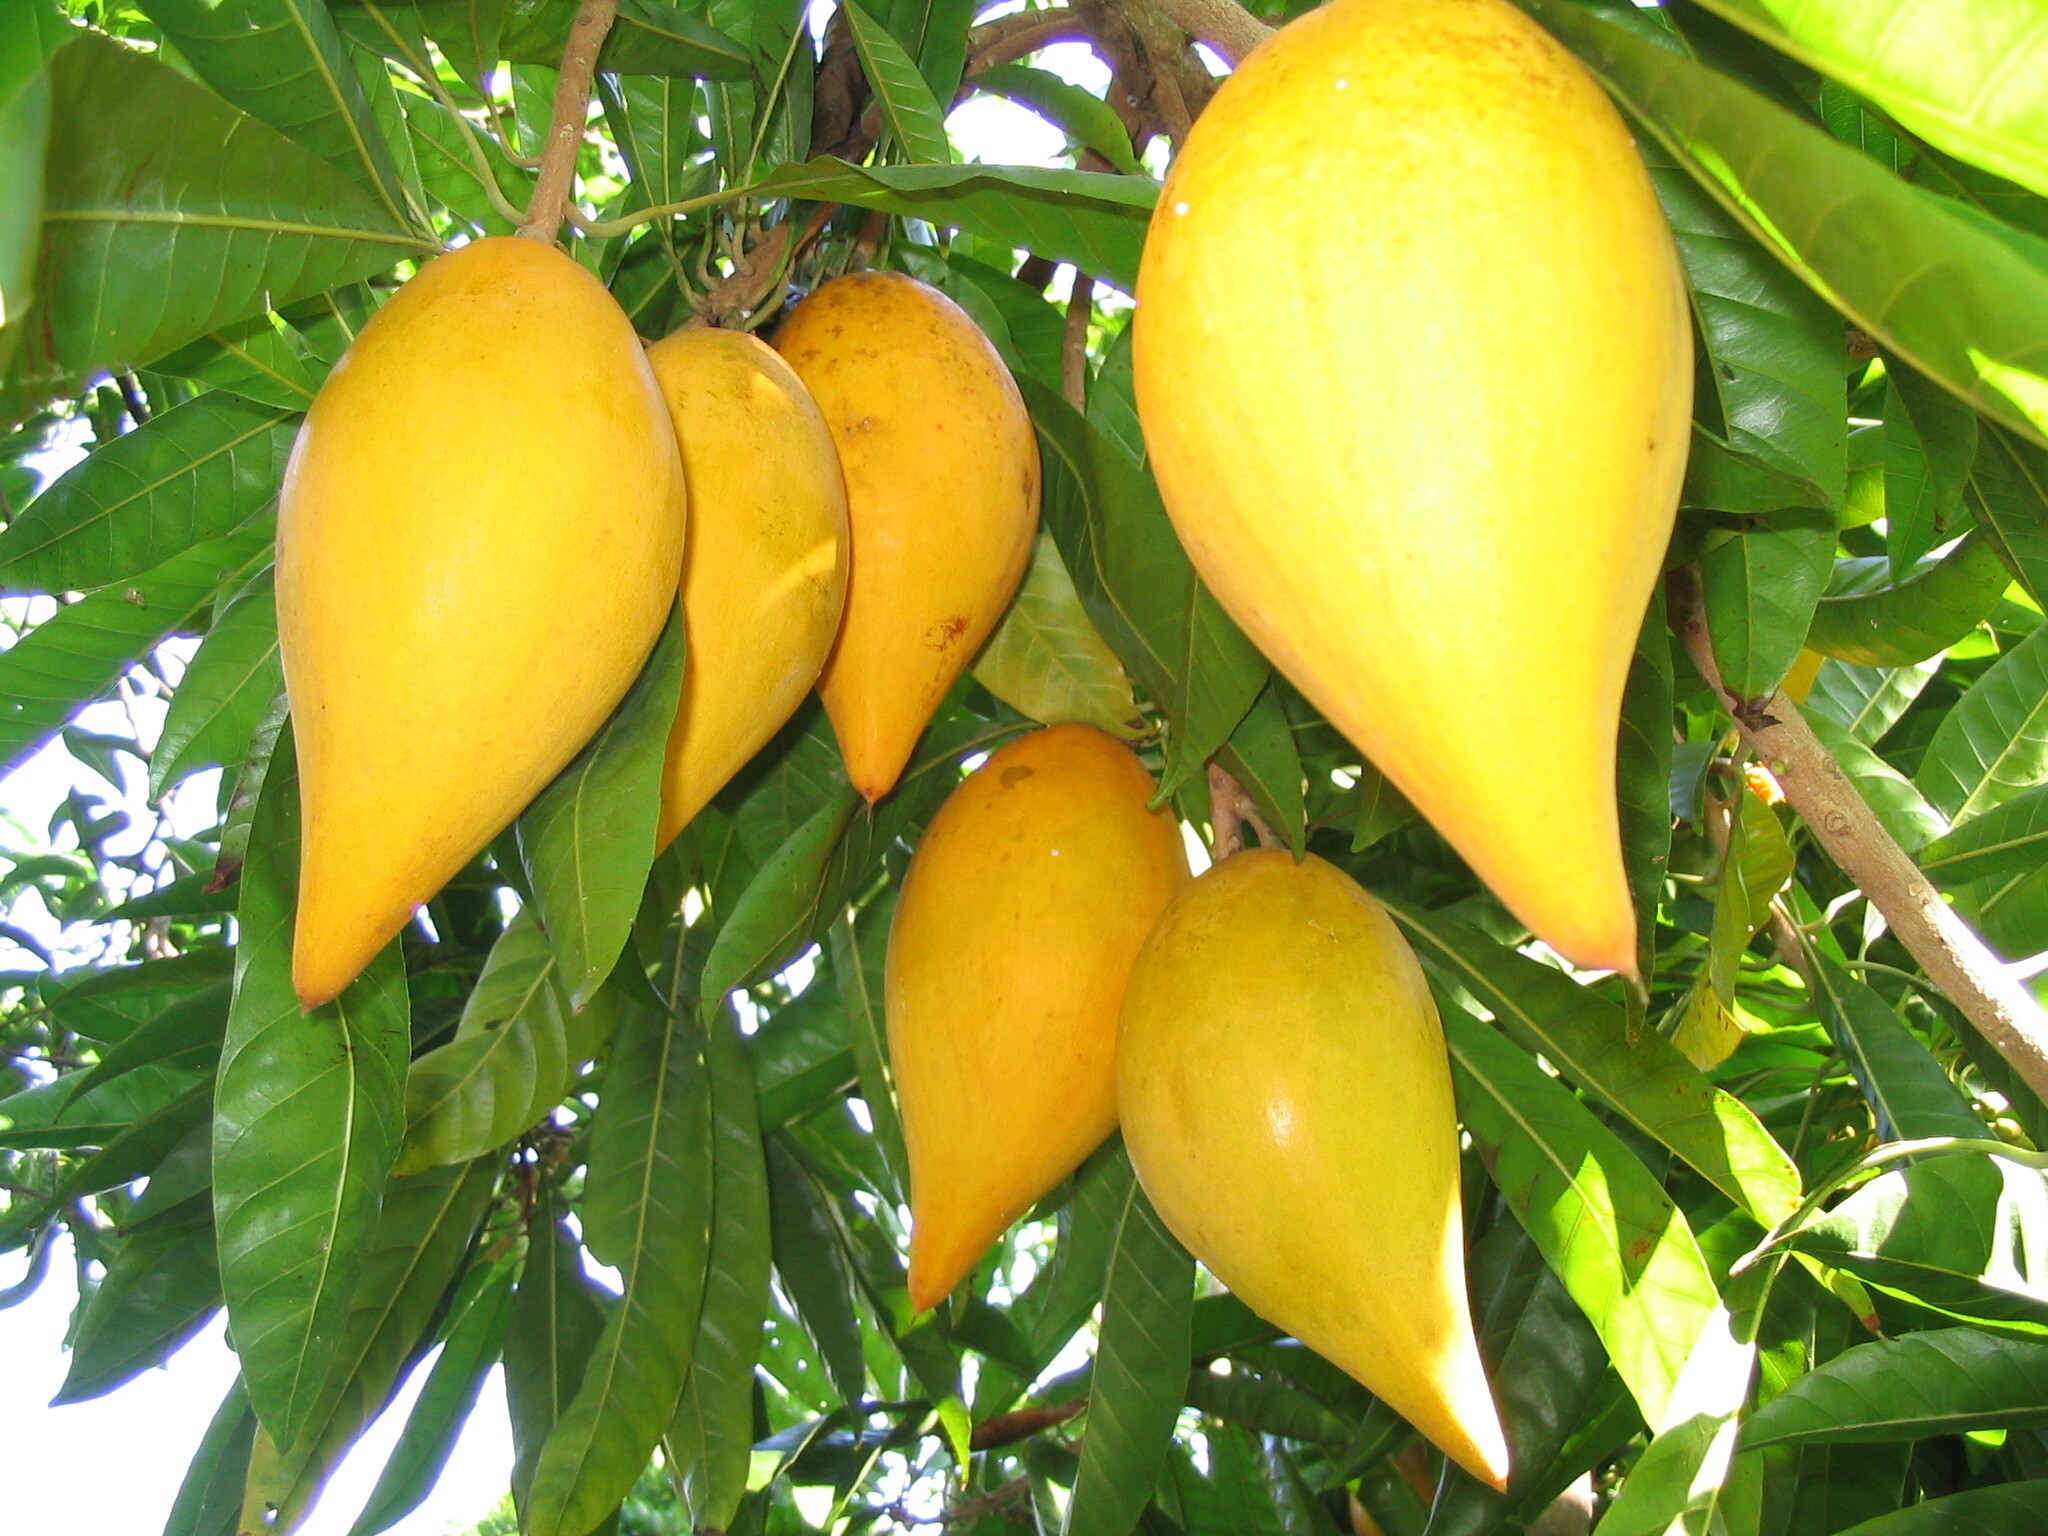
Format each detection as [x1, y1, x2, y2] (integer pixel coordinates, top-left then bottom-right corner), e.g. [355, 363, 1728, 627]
[517, 0, 620, 245]
[1207, 761, 1275, 863]
[1667, 564, 2048, 1104]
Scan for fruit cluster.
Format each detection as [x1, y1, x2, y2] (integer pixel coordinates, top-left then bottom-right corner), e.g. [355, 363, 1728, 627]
[276, 0, 1688, 1496]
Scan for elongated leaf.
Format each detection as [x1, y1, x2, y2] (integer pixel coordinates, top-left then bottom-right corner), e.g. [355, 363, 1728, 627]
[1062, 1176, 1193, 1536]
[1807, 953, 1985, 1142]
[502, 0, 750, 80]
[1443, 1002, 1719, 1427]
[1214, 683, 1307, 855]
[0, 523, 272, 779]
[842, 0, 950, 165]
[830, 896, 909, 1208]
[6, 33, 430, 424]
[1806, 654, 1942, 743]
[1807, 536, 2011, 667]
[0, 2, 68, 343]
[1916, 618, 2048, 821]
[150, 566, 283, 797]
[0, 394, 294, 594]
[1389, 901, 1802, 1226]
[765, 1135, 867, 1406]
[972, 530, 1147, 740]
[55, 979, 229, 1110]
[146, 315, 323, 418]
[163, 1380, 258, 1536]
[348, 1263, 514, 1536]
[1827, 1481, 2048, 1535]
[507, 1183, 611, 1519]
[1619, 589, 1675, 991]
[1884, 359, 1980, 575]
[1743, 1327, 2048, 1448]
[525, 1002, 715, 1536]
[752, 159, 1155, 292]
[1027, 376, 1266, 795]
[140, 0, 416, 231]
[1920, 778, 2048, 884]
[974, 64, 1141, 175]
[53, 1212, 219, 1403]
[665, 1003, 771, 1533]
[1970, 422, 2048, 606]
[213, 738, 410, 1448]
[1700, 513, 1835, 698]
[1523, 0, 2048, 450]
[701, 789, 860, 1008]
[519, 603, 686, 1008]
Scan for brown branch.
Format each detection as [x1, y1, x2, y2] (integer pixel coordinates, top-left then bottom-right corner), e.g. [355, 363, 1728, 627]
[1208, 761, 1275, 863]
[517, 0, 618, 243]
[1668, 565, 2048, 1103]
[1061, 270, 1094, 408]
[1146, 0, 1273, 65]
[964, 8, 1093, 76]
[970, 1399, 1085, 1450]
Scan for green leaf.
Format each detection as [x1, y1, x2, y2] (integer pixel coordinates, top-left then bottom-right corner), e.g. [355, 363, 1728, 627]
[139, 0, 417, 232]
[1969, 422, 2048, 607]
[1442, 1001, 1720, 1428]
[701, 789, 861, 1008]
[412, 0, 510, 92]
[973, 64, 1141, 175]
[53, 1212, 220, 1403]
[395, 907, 602, 1175]
[665, 1003, 771, 1534]
[1183, 1364, 1350, 1446]
[1920, 777, 2048, 884]
[1916, 618, 2048, 822]
[1883, 359, 1979, 575]
[150, 566, 284, 798]
[163, 1380, 258, 1536]
[525, 1002, 716, 1536]
[5, 33, 430, 424]
[842, 0, 951, 165]
[1806, 954, 1984, 1142]
[1214, 684, 1307, 855]
[1699, 512, 1836, 698]
[1689, 0, 2048, 203]
[507, 1182, 612, 1519]
[0, 2, 69, 347]
[519, 603, 686, 1008]
[1825, 1482, 2048, 1535]
[1062, 1176, 1193, 1536]
[1806, 654, 1942, 743]
[213, 736, 410, 1449]
[752, 159, 1156, 292]
[1805, 708, 1948, 852]
[764, 1135, 867, 1407]
[55, 979, 230, 1110]
[830, 896, 910, 1209]
[1522, 0, 2048, 451]
[1032, 1141, 1136, 1367]
[153, 314, 324, 412]
[972, 530, 1148, 740]
[1620, 588, 1675, 990]
[1026, 376, 1266, 796]
[0, 508, 273, 781]
[348, 1262, 514, 1536]
[502, 0, 751, 80]
[1388, 901, 1803, 1227]
[1742, 1327, 2048, 1448]
[1806, 536, 2011, 667]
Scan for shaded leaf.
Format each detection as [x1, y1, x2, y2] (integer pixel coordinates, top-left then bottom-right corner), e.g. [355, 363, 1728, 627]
[163, 1379, 258, 1536]
[972, 529, 1148, 740]
[1807, 536, 2010, 667]
[1742, 1328, 2048, 1448]
[502, 0, 750, 80]
[150, 566, 283, 797]
[507, 1182, 611, 1519]
[53, 1212, 219, 1403]
[1884, 358, 1980, 575]
[765, 1135, 867, 1407]
[973, 64, 1141, 175]
[830, 895, 909, 1209]
[1700, 513, 1836, 699]
[153, 314, 322, 412]
[1826, 1481, 2048, 1535]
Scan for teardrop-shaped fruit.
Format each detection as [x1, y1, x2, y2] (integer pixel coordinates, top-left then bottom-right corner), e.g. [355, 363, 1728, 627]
[888, 724, 1188, 1309]
[646, 327, 850, 847]
[279, 236, 686, 1007]
[1118, 850, 1510, 1488]
[776, 272, 1038, 802]
[1134, 0, 1691, 976]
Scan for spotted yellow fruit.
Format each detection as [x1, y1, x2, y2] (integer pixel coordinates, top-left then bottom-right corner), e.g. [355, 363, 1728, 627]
[1135, 0, 1692, 975]
[279, 237, 686, 1007]
[888, 725, 1189, 1310]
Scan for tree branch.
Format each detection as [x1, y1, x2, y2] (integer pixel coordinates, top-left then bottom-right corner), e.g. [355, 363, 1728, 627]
[518, 0, 619, 243]
[1208, 761, 1274, 862]
[1146, 0, 1272, 65]
[1062, 269, 1094, 408]
[1667, 566, 2048, 1103]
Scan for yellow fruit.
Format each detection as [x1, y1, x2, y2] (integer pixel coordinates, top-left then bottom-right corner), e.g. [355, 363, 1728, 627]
[279, 237, 686, 1007]
[1118, 850, 1509, 1488]
[776, 272, 1038, 801]
[887, 725, 1188, 1309]
[1782, 646, 1825, 705]
[645, 327, 850, 847]
[1134, 0, 1691, 976]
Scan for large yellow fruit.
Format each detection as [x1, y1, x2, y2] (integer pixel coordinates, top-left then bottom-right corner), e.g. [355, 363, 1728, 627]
[887, 725, 1188, 1310]
[645, 327, 849, 847]
[1118, 850, 1509, 1488]
[279, 237, 686, 1007]
[1134, 0, 1691, 976]
[776, 272, 1038, 802]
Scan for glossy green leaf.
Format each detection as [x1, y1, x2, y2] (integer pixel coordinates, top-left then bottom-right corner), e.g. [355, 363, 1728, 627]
[0, 523, 272, 780]
[5, 33, 430, 423]
[665, 1003, 771, 1533]
[1523, 0, 2048, 451]
[842, 0, 951, 165]
[502, 0, 750, 80]
[507, 1183, 612, 1520]
[701, 789, 860, 1008]
[1443, 1001, 1720, 1427]
[1214, 684, 1307, 856]
[213, 738, 410, 1449]
[1806, 654, 1942, 743]
[1806, 537, 2010, 667]
[54, 979, 229, 1110]
[53, 1212, 219, 1403]
[974, 64, 1141, 175]
[1389, 901, 1803, 1226]
[1183, 1363, 1349, 1446]
[1920, 777, 2048, 884]
[139, 0, 417, 231]
[1032, 1141, 1136, 1367]
[1027, 375, 1266, 796]
[830, 895, 910, 1209]
[153, 314, 323, 412]
[1619, 588, 1675, 996]
[519, 603, 686, 1008]
[525, 1002, 715, 1536]
[1807, 953, 1983, 1142]
[938, 252, 1066, 388]
[1916, 618, 2048, 821]
[0, 2, 68, 343]
[765, 1135, 867, 1406]
[1829, 1481, 2048, 1535]
[752, 159, 1156, 292]
[1743, 1327, 2048, 1448]
[1061, 1178, 1193, 1536]
[163, 1380, 258, 1536]
[348, 1262, 514, 1536]
[1970, 422, 2048, 606]
[412, 0, 510, 91]
[150, 566, 283, 798]
[1690, 0, 2048, 202]
[1884, 360, 1980, 575]
[1701, 512, 1836, 699]
[972, 530, 1148, 740]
